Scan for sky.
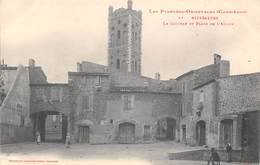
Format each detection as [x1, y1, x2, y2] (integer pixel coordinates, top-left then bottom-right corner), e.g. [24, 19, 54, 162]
[1, 0, 260, 83]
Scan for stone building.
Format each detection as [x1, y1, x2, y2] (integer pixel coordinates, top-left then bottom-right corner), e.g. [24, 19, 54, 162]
[0, 0, 259, 162]
[176, 55, 259, 162]
[0, 59, 47, 144]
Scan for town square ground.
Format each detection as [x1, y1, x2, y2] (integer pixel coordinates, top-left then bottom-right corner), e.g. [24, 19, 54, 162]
[0, 142, 258, 165]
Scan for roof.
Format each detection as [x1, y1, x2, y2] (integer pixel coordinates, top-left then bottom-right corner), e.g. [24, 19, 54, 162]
[175, 70, 194, 80]
[0, 66, 18, 70]
[193, 79, 216, 90]
[217, 72, 260, 79]
[30, 83, 68, 86]
[110, 86, 181, 95]
[28, 67, 48, 84]
[68, 72, 110, 76]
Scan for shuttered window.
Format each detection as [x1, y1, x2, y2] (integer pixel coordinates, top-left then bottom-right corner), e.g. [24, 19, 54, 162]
[123, 95, 134, 110]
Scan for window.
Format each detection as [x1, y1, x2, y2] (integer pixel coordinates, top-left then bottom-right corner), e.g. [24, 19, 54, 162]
[95, 76, 101, 85]
[20, 116, 25, 127]
[109, 34, 114, 47]
[16, 103, 22, 114]
[51, 87, 60, 102]
[111, 26, 115, 31]
[131, 61, 134, 72]
[199, 90, 204, 103]
[134, 61, 138, 72]
[116, 59, 120, 69]
[181, 103, 185, 116]
[118, 20, 121, 24]
[123, 31, 127, 44]
[82, 96, 90, 110]
[52, 115, 56, 122]
[182, 82, 186, 96]
[180, 103, 183, 116]
[123, 95, 134, 110]
[123, 23, 127, 27]
[117, 30, 121, 39]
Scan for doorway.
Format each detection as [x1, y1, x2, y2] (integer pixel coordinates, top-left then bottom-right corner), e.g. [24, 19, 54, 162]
[119, 122, 135, 144]
[182, 125, 186, 143]
[196, 120, 206, 146]
[221, 119, 233, 146]
[79, 126, 90, 143]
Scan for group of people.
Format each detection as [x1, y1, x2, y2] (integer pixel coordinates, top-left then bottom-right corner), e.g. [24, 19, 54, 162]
[207, 143, 233, 165]
[35, 131, 71, 148]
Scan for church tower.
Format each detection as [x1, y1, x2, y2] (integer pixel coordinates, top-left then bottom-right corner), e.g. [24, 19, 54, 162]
[108, 0, 142, 75]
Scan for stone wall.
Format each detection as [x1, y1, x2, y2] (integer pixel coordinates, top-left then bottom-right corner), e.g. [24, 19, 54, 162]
[30, 84, 71, 115]
[0, 66, 33, 144]
[1, 68, 18, 95]
[217, 73, 260, 115]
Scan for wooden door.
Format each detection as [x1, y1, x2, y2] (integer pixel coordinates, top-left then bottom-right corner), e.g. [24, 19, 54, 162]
[144, 125, 151, 140]
[196, 121, 206, 146]
[166, 118, 176, 140]
[79, 126, 89, 143]
[182, 125, 186, 142]
[119, 122, 135, 144]
[223, 120, 233, 145]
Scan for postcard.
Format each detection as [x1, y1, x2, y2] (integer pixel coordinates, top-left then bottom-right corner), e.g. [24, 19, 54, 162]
[1, 0, 259, 165]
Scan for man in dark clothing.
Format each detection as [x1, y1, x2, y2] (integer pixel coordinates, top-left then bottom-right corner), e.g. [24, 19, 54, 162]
[226, 143, 232, 162]
[208, 148, 221, 165]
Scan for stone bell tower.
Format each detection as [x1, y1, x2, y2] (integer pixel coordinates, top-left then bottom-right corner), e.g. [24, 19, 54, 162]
[108, 0, 142, 75]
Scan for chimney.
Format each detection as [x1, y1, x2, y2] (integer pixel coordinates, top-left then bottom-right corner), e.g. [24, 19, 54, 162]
[127, 0, 133, 10]
[108, 6, 113, 15]
[214, 54, 221, 64]
[155, 72, 160, 80]
[29, 59, 35, 67]
[77, 62, 82, 72]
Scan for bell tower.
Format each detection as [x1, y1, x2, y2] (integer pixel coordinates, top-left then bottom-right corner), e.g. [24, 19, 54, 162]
[108, 0, 142, 75]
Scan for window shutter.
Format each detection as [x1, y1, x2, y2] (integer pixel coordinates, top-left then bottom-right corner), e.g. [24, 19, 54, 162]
[131, 95, 135, 109]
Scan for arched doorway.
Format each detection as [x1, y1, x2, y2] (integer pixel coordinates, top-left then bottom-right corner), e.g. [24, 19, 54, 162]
[196, 120, 206, 146]
[156, 117, 176, 140]
[119, 122, 135, 144]
[30, 111, 68, 143]
[220, 119, 233, 147]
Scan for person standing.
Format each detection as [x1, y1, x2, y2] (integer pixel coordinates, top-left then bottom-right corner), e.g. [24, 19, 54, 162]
[36, 131, 41, 145]
[208, 148, 221, 165]
[65, 133, 71, 148]
[226, 143, 232, 162]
